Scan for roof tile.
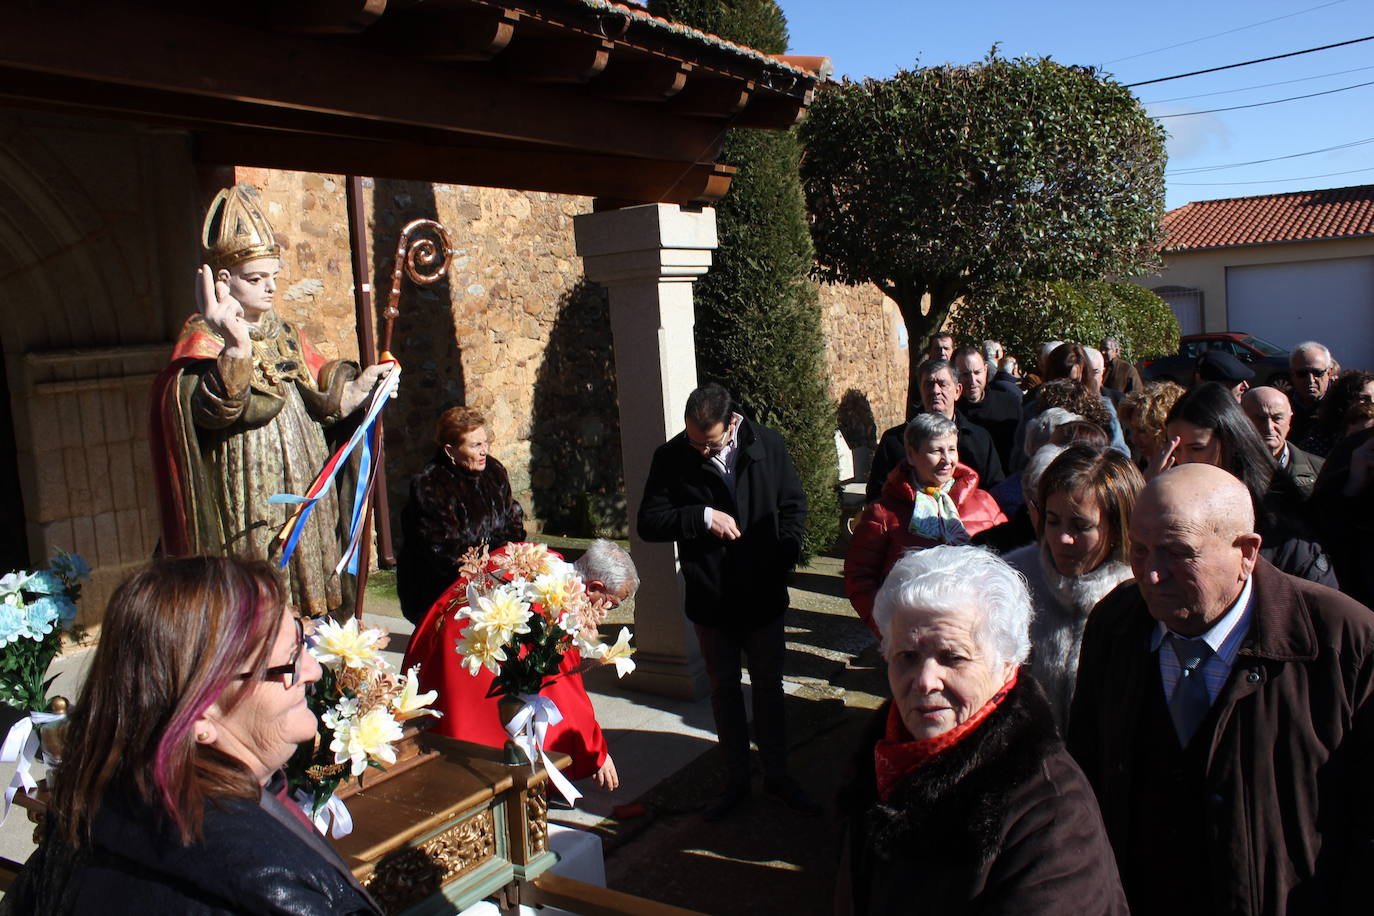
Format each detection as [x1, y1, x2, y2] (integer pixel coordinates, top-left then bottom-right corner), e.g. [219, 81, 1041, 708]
[1162, 184, 1374, 252]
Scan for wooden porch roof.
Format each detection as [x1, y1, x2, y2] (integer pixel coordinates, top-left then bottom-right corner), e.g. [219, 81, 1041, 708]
[0, 0, 825, 204]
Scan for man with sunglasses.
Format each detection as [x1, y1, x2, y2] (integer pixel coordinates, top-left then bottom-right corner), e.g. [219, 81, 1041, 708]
[638, 383, 814, 820]
[1288, 341, 1335, 442]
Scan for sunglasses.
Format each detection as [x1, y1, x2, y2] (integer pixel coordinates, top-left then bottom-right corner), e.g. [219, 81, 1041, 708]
[1292, 368, 1328, 378]
[236, 617, 306, 688]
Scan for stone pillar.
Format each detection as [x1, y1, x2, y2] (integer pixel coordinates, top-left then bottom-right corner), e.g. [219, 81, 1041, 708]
[574, 203, 716, 699]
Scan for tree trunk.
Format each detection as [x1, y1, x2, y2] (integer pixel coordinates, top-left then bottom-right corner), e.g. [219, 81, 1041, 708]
[895, 288, 958, 418]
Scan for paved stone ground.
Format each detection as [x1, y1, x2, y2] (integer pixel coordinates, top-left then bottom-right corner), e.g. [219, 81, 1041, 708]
[589, 553, 888, 916]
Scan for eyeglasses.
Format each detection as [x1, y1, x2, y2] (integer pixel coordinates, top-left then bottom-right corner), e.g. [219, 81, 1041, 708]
[1292, 367, 1328, 378]
[236, 617, 305, 688]
[687, 419, 736, 456]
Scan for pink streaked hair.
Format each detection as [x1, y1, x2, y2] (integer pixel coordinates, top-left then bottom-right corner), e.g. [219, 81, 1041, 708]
[151, 566, 275, 833]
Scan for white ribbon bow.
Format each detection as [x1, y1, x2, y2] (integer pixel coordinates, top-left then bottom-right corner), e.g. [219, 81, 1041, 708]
[301, 790, 354, 839]
[505, 694, 582, 805]
[0, 711, 66, 824]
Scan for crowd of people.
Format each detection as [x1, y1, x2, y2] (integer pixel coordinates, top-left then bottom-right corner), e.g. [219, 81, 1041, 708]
[10, 324, 1374, 914]
[839, 333, 1374, 914]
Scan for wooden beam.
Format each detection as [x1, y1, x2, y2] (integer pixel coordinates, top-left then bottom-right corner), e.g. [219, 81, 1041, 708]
[195, 129, 736, 204]
[372, 7, 520, 62]
[528, 874, 707, 916]
[595, 54, 692, 103]
[669, 76, 754, 119]
[0, 0, 729, 164]
[730, 92, 812, 129]
[271, 0, 391, 33]
[499, 30, 613, 84]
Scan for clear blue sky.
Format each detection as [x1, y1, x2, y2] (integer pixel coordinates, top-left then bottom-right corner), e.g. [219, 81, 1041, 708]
[774, 0, 1374, 210]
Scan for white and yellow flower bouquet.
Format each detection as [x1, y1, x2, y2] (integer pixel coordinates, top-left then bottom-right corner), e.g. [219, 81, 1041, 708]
[450, 542, 635, 698]
[286, 616, 440, 825]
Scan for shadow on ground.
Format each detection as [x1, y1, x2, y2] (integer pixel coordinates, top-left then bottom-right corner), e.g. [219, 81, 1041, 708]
[591, 553, 889, 916]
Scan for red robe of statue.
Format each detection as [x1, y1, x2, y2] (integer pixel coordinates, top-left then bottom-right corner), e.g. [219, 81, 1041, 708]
[401, 556, 609, 782]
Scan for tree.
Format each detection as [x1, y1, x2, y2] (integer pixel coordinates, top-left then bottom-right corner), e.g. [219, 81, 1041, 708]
[800, 52, 1167, 414]
[950, 279, 1180, 371]
[649, 0, 838, 559]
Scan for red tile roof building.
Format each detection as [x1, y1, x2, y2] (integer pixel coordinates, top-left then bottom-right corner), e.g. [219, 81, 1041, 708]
[1162, 184, 1374, 252]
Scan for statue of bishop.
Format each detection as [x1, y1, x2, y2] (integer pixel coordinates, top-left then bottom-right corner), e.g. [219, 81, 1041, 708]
[151, 184, 391, 617]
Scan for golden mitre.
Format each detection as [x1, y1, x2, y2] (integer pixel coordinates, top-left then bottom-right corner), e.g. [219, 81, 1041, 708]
[202, 184, 281, 270]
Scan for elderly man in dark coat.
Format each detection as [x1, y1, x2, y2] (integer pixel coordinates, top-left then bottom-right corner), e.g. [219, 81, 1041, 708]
[637, 383, 814, 819]
[1068, 463, 1374, 916]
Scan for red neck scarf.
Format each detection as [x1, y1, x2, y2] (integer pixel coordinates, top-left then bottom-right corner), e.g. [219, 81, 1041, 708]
[874, 669, 1018, 802]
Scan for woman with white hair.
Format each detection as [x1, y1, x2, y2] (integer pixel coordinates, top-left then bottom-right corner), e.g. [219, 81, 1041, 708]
[838, 546, 1126, 915]
[845, 413, 1005, 634]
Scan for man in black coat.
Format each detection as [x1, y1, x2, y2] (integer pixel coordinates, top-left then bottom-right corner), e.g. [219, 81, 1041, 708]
[866, 358, 1005, 502]
[637, 383, 815, 819]
[954, 346, 1021, 471]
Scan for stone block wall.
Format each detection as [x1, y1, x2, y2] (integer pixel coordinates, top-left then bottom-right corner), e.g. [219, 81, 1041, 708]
[819, 283, 908, 453]
[239, 169, 622, 544]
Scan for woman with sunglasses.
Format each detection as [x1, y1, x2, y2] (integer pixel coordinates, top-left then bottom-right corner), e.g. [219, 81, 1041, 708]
[4, 556, 382, 915]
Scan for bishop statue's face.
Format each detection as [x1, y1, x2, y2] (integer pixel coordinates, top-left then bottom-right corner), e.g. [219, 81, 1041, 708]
[220, 257, 280, 321]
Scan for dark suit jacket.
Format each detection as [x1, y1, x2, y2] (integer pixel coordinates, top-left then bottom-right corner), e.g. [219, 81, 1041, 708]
[1104, 358, 1142, 395]
[866, 412, 1005, 502]
[1067, 559, 1374, 916]
[1281, 442, 1325, 499]
[959, 388, 1022, 471]
[637, 416, 806, 628]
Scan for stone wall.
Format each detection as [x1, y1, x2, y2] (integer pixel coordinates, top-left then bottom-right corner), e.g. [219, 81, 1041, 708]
[235, 167, 905, 544]
[819, 282, 908, 455]
[239, 169, 624, 543]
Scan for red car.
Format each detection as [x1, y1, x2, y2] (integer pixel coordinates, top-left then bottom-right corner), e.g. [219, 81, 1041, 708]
[1141, 332, 1291, 390]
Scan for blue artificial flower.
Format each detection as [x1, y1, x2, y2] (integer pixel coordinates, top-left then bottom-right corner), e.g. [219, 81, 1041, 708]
[49, 551, 90, 583]
[24, 596, 69, 638]
[0, 597, 26, 647]
[24, 571, 65, 597]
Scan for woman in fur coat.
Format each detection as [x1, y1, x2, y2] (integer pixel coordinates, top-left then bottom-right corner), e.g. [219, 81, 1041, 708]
[839, 546, 1126, 915]
[1002, 444, 1143, 726]
[396, 406, 525, 623]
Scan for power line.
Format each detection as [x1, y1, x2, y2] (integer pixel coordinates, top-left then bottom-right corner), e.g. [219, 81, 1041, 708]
[1144, 63, 1374, 104]
[1104, 0, 1347, 65]
[1168, 137, 1374, 174]
[1152, 78, 1374, 117]
[1124, 34, 1374, 87]
[1171, 166, 1374, 186]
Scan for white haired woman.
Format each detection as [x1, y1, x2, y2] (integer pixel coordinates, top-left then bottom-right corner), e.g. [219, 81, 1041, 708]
[838, 546, 1126, 915]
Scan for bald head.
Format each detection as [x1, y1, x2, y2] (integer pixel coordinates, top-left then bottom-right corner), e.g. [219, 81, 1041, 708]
[1144, 464, 1255, 538]
[1242, 387, 1292, 457]
[1131, 464, 1261, 636]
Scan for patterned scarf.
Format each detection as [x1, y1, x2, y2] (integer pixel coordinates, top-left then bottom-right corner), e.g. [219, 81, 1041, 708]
[874, 669, 1018, 802]
[907, 476, 970, 545]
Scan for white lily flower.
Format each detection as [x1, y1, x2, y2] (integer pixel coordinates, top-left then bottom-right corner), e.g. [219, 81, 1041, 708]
[341, 707, 404, 776]
[311, 618, 387, 670]
[602, 627, 636, 678]
[466, 583, 532, 644]
[392, 665, 442, 721]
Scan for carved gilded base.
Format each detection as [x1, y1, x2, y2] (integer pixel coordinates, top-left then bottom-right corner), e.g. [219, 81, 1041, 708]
[331, 734, 566, 916]
[361, 809, 497, 914]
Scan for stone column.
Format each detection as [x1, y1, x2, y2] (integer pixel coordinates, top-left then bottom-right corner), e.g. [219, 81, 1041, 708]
[574, 203, 716, 699]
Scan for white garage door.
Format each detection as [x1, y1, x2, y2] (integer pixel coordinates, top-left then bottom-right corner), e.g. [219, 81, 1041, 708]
[1226, 256, 1374, 370]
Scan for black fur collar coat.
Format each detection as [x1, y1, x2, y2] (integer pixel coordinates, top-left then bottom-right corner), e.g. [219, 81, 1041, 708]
[838, 674, 1126, 915]
[396, 450, 525, 623]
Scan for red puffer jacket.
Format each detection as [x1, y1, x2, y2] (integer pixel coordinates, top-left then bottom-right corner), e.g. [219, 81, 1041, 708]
[844, 461, 1006, 634]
